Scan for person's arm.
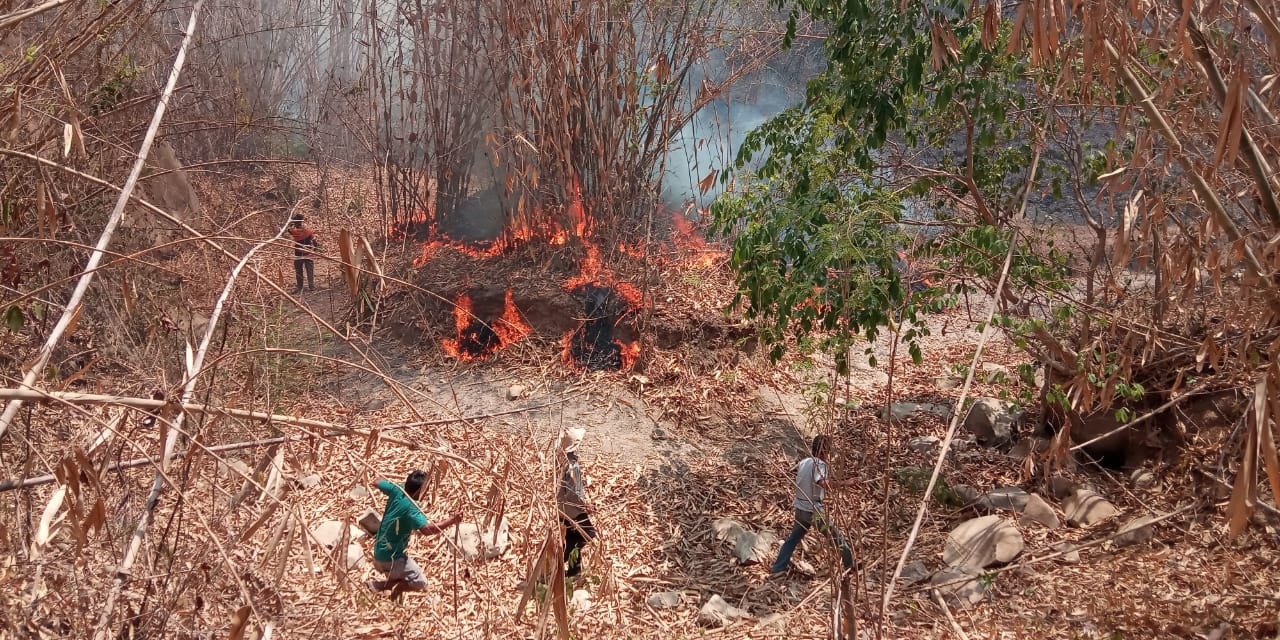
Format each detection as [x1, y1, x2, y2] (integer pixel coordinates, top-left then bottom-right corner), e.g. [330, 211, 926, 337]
[374, 479, 396, 496]
[416, 513, 462, 537]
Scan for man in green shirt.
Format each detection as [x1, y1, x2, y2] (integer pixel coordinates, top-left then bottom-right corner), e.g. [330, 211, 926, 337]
[367, 469, 461, 596]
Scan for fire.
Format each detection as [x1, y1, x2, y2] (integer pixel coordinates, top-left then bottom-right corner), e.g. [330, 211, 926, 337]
[441, 288, 531, 361]
[671, 207, 725, 268]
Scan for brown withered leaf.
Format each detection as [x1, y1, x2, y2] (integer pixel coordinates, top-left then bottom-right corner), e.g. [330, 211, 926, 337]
[1228, 376, 1264, 537]
[226, 605, 252, 640]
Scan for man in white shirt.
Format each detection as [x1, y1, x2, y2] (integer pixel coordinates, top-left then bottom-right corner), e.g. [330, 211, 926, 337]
[771, 435, 855, 574]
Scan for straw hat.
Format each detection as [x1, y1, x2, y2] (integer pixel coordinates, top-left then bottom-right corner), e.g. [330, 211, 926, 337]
[560, 427, 586, 453]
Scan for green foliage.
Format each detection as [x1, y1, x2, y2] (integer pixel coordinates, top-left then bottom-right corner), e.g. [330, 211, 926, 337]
[711, 0, 1037, 371]
[3, 305, 23, 333]
[893, 466, 963, 507]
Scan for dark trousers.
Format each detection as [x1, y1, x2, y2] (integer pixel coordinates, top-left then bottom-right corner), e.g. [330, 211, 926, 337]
[562, 513, 596, 577]
[771, 508, 854, 573]
[293, 258, 314, 290]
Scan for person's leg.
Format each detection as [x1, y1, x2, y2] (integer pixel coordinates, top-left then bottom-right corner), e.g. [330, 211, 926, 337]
[304, 259, 315, 290]
[563, 516, 587, 577]
[368, 559, 394, 592]
[293, 259, 304, 292]
[770, 510, 813, 573]
[816, 512, 855, 569]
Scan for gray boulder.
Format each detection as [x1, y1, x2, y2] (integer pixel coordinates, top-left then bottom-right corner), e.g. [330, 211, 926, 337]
[712, 518, 776, 565]
[963, 398, 1022, 446]
[943, 515, 1024, 570]
[310, 520, 362, 549]
[356, 509, 382, 537]
[1129, 468, 1156, 490]
[454, 517, 510, 561]
[1064, 489, 1118, 527]
[1114, 515, 1157, 547]
[1050, 542, 1081, 563]
[930, 567, 987, 607]
[646, 591, 682, 609]
[976, 486, 1031, 512]
[343, 543, 365, 570]
[908, 436, 941, 455]
[900, 560, 931, 585]
[698, 594, 749, 627]
[1020, 494, 1061, 529]
[881, 402, 952, 423]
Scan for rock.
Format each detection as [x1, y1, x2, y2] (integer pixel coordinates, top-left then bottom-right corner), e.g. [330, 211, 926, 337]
[943, 515, 1024, 570]
[976, 487, 1031, 512]
[908, 436, 941, 455]
[929, 567, 987, 607]
[980, 362, 1009, 383]
[1129, 468, 1156, 490]
[294, 474, 322, 490]
[215, 459, 251, 480]
[348, 484, 370, 500]
[698, 594, 748, 627]
[1051, 542, 1081, 563]
[792, 559, 817, 576]
[1020, 494, 1061, 529]
[1114, 515, 1157, 547]
[569, 589, 592, 612]
[1063, 489, 1118, 527]
[733, 530, 777, 565]
[1008, 437, 1049, 459]
[650, 426, 673, 440]
[1048, 475, 1078, 499]
[343, 543, 365, 570]
[881, 402, 952, 423]
[454, 517, 511, 561]
[952, 484, 981, 506]
[712, 518, 775, 565]
[646, 591, 682, 609]
[963, 398, 1022, 446]
[934, 374, 963, 390]
[356, 509, 382, 537]
[506, 384, 526, 401]
[754, 613, 786, 630]
[900, 560, 931, 585]
[310, 520, 363, 549]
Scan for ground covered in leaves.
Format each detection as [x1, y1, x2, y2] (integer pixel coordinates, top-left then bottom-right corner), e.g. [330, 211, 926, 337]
[2, 168, 1278, 640]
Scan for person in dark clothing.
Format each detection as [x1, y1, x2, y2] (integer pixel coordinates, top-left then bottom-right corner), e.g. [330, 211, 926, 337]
[557, 427, 596, 578]
[288, 215, 319, 293]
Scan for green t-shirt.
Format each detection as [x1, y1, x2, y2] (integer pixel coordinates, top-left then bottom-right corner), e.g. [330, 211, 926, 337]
[373, 480, 429, 562]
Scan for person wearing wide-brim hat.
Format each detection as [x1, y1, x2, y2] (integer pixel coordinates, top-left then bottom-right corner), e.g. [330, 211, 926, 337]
[557, 427, 597, 578]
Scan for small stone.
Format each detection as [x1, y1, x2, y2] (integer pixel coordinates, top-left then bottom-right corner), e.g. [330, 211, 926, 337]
[929, 567, 987, 608]
[454, 517, 511, 561]
[310, 520, 362, 548]
[880, 402, 952, 423]
[943, 515, 1024, 570]
[963, 398, 1022, 446]
[754, 613, 786, 630]
[792, 559, 817, 576]
[908, 436, 941, 455]
[713, 518, 775, 564]
[647, 591, 682, 609]
[357, 509, 382, 537]
[506, 384, 526, 401]
[952, 484, 981, 506]
[569, 589, 593, 612]
[900, 560, 931, 585]
[1064, 489, 1119, 527]
[698, 594, 748, 627]
[348, 485, 370, 500]
[934, 374, 963, 390]
[1048, 474, 1077, 499]
[1129, 468, 1156, 490]
[343, 543, 365, 570]
[294, 474, 322, 490]
[1008, 437, 1048, 459]
[1114, 514, 1158, 547]
[216, 459, 251, 480]
[980, 362, 1009, 383]
[1051, 542, 1081, 563]
[976, 487, 1031, 512]
[1020, 494, 1061, 529]
[651, 426, 673, 441]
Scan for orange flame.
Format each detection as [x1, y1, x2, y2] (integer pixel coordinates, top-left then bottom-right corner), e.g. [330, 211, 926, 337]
[441, 289, 531, 361]
[671, 208, 725, 268]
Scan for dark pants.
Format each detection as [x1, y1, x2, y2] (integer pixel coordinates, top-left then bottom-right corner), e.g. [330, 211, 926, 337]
[293, 258, 314, 290]
[562, 513, 596, 577]
[771, 508, 854, 573]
